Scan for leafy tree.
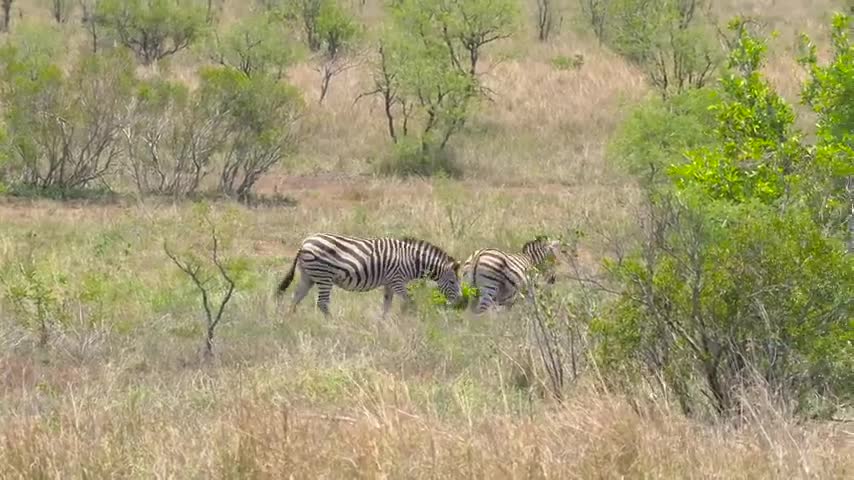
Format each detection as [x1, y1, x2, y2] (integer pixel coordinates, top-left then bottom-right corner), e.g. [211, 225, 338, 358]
[608, 87, 718, 186]
[206, 11, 295, 79]
[96, 0, 207, 65]
[603, 0, 719, 99]
[391, 0, 518, 79]
[0, 28, 136, 192]
[314, 0, 359, 103]
[2, 0, 13, 32]
[670, 18, 805, 204]
[197, 67, 304, 202]
[579, 0, 610, 45]
[79, 0, 103, 53]
[598, 17, 853, 418]
[46, 0, 74, 23]
[799, 13, 854, 249]
[535, 0, 562, 42]
[124, 78, 228, 196]
[360, 0, 516, 175]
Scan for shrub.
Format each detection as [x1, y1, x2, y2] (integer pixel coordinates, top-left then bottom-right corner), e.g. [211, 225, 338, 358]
[375, 139, 463, 178]
[205, 11, 296, 79]
[597, 17, 853, 419]
[96, 0, 207, 65]
[197, 67, 304, 202]
[124, 78, 227, 196]
[361, 0, 517, 174]
[0, 39, 136, 192]
[598, 0, 720, 99]
[608, 87, 718, 186]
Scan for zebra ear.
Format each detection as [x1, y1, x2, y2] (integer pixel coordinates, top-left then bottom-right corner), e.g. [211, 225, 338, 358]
[452, 260, 461, 274]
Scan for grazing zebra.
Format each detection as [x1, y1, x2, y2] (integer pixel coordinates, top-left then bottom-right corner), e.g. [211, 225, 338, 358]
[463, 236, 561, 313]
[277, 233, 462, 317]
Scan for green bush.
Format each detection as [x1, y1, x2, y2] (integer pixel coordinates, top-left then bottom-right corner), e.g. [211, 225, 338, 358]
[375, 139, 463, 178]
[205, 11, 296, 78]
[595, 0, 720, 99]
[550, 54, 584, 71]
[364, 0, 517, 173]
[96, 0, 207, 65]
[608, 87, 719, 186]
[0, 39, 136, 192]
[598, 17, 854, 418]
[196, 67, 304, 202]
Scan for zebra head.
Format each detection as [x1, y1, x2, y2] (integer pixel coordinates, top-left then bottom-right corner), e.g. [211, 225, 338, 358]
[523, 235, 562, 283]
[400, 237, 463, 304]
[435, 259, 463, 304]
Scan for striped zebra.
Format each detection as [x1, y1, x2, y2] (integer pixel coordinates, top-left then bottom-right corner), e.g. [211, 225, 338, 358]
[277, 233, 462, 317]
[462, 236, 561, 313]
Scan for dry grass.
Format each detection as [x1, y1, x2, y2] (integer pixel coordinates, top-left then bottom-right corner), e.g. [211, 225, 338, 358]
[1, 346, 851, 478]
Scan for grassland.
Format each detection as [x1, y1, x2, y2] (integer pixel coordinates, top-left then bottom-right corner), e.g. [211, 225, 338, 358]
[1, 0, 852, 478]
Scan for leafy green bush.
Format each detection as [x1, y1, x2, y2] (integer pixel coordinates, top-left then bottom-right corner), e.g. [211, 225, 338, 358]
[598, 17, 854, 418]
[0, 37, 136, 192]
[363, 0, 517, 174]
[596, 0, 720, 99]
[799, 13, 854, 243]
[550, 54, 584, 71]
[205, 11, 296, 78]
[96, 0, 207, 65]
[608, 87, 718, 186]
[196, 66, 304, 202]
[375, 139, 463, 178]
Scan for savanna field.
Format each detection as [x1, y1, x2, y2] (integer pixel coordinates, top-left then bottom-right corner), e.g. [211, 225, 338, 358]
[0, 0, 852, 478]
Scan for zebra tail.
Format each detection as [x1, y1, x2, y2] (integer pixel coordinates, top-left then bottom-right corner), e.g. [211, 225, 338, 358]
[277, 253, 300, 295]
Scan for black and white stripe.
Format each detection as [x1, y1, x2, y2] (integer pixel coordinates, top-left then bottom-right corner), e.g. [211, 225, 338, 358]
[463, 236, 560, 313]
[277, 233, 462, 317]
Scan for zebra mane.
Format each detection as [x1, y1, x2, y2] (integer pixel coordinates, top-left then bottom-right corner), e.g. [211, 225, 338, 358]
[522, 235, 549, 252]
[399, 236, 457, 263]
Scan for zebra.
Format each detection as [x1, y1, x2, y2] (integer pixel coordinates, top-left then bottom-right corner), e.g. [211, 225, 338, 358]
[462, 236, 562, 313]
[277, 233, 462, 317]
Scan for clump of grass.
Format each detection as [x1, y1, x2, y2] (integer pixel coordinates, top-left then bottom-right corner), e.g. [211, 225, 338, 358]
[375, 142, 463, 179]
[551, 53, 585, 71]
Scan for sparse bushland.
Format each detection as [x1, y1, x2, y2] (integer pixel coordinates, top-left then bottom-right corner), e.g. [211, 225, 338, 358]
[0, 1, 852, 477]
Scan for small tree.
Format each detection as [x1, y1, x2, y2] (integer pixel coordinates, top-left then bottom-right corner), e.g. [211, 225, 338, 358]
[282, 0, 324, 51]
[96, 0, 207, 65]
[359, 0, 516, 175]
[47, 0, 74, 23]
[0, 33, 136, 192]
[598, 17, 853, 418]
[535, 0, 562, 42]
[314, 0, 359, 103]
[799, 13, 854, 249]
[1, 0, 13, 32]
[579, 0, 610, 45]
[124, 78, 230, 196]
[163, 210, 238, 358]
[606, 0, 719, 99]
[197, 67, 304, 202]
[79, 0, 102, 53]
[206, 11, 295, 79]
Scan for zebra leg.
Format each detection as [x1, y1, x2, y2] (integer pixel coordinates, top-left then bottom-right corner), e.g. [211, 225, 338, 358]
[392, 282, 415, 314]
[474, 288, 497, 314]
[315, 282, 334, 318]
[382, 286, 394, 319]
[289, 274, 314, 313]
